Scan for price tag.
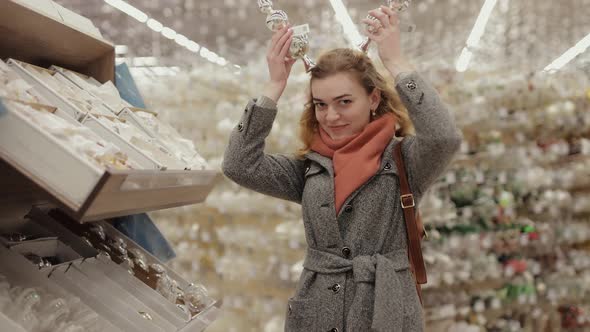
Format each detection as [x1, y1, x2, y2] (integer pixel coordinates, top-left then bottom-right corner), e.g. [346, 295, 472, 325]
[291, 24, 310, 36]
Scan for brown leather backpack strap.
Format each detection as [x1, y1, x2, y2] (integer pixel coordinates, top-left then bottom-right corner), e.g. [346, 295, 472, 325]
[393, 138, 427, 286]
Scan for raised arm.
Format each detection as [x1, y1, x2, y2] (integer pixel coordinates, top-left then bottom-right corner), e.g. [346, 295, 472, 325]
[222, 25, 307, 203]
[222, 98, 306, 203]
[364, 5, 462, 196]
[395, 72, 462, 197]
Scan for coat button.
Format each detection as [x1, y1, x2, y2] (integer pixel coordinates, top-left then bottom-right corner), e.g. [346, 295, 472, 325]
[406, 80, 417, 90]
[384, 162, 392, 170]
[344, 205, 353, 213]
[341, 247, 351, 258]
[237, 122, 244, 132]
[330, 283, 341, 293]
[329, 328, 339, 332]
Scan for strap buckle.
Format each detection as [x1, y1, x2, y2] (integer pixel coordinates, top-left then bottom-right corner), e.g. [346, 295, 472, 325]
[400, 194, 415, 209]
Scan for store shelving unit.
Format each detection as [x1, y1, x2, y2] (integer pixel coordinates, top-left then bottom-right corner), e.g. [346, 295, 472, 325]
[0, 1, 221, 331]
[0, 0, 220, 223]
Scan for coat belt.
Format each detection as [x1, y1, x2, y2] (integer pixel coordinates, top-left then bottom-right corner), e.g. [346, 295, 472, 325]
[303, 247, 410, 331]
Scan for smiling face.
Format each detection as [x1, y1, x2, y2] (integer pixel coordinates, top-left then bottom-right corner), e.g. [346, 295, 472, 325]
[311, 72, 381, 141]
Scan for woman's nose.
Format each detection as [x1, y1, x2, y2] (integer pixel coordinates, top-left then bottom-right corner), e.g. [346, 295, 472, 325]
[325, 107, 339, 121]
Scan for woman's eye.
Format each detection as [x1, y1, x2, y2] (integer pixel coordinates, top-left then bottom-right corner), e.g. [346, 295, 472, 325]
[339, 99, 352, 105]
[314, 103, 327, 108]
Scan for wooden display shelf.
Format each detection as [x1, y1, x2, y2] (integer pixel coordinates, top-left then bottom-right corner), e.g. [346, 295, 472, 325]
[0, 2, 222, 331]
[0, 1, 224, 223]
[0, 99, 220, 222]
[74, 169, 220, 222]
[0, 0, 115, 83]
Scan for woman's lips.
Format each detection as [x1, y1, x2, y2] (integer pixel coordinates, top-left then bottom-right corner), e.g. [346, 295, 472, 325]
[329, 124, 349, 132]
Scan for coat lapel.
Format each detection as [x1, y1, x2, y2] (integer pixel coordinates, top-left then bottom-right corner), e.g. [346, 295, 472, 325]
[303, 151, 342, 248]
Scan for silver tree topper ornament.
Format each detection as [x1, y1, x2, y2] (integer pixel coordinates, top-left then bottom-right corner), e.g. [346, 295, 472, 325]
[359, 0, 415, 53]
[257, 0, 316, 72]
[257, 0, 273, 14]
[265, 9, 289, 32]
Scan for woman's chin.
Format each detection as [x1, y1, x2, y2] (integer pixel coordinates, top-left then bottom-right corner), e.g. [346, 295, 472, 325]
[329, 131, 355, 141]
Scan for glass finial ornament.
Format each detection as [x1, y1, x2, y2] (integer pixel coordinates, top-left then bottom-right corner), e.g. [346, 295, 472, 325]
[257, 0, 273, 14]
[257, 0, 287, 32]
[390, 0, 411, 11]
[257, 0, 316, 72]
[184, 283, 210, 314]
[289, 24, 316, 72]
[359, 0, 416, 52]
[265, 10, 289, 32]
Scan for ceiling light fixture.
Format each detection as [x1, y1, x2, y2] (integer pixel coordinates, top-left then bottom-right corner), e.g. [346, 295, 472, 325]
[103, 0, 230, 67]
[186, 41, 201, 53]
[455, 0, 498, 72]
[104, 0, 148, 23]
[328, 0, 363, 49]
[146, 18, 163, 32]
[544, 32, 590, 72]
[161, 27, 177, 39]
[174, 34, 190, 47]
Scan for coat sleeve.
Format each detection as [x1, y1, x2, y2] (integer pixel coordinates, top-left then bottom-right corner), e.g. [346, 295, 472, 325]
[221, 98, 306, 204]
[395, 72, 463, 197]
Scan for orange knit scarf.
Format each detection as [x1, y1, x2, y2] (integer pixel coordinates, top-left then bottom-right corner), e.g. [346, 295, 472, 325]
[310, 113, 396, 214]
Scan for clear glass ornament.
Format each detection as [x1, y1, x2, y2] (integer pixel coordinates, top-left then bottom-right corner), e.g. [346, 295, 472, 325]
[288, 24, 316, 72]
[129, 248, 148, 272]
[176, 303, 192, 321]
[90, 225, 106, 241]
[265, 10, 288, 32]
[183, 283, 210, 314]
[257, 0, 273, 14]
[108, 236, 128, 256]
[388, 0, 411, 11]
[359, 0, 416, 52]
[156, 275, 177, 303]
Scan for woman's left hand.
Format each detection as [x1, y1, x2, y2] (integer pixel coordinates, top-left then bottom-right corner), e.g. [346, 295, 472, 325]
[362, 6, 413, 75]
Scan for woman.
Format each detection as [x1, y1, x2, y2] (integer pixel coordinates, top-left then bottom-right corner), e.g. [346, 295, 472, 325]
[222, 5, 462, 332]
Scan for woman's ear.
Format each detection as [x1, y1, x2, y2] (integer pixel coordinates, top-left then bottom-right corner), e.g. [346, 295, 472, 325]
[370, 88, 382, 111]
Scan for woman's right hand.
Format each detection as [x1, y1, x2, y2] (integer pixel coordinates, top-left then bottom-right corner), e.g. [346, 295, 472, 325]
[264, 25, 296, 103]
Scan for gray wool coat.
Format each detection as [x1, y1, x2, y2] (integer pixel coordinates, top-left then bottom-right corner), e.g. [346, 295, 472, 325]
[222, 71, 463, 332]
